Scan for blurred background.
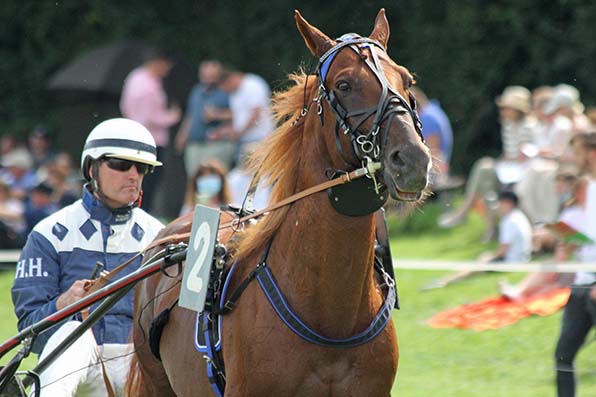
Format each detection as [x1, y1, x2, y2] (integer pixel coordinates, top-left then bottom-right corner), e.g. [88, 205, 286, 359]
[2, 2, 596, 396]
[2, 1, 595, 204]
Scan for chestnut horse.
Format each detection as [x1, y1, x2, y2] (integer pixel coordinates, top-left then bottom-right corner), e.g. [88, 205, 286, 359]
[127, 9, 431, 397]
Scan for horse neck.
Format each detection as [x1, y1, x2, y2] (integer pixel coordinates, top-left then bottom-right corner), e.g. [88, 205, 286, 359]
[267, 120, 380, 336]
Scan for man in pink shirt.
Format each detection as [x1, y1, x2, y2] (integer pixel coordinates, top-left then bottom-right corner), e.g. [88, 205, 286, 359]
[120, 49, 180, 212]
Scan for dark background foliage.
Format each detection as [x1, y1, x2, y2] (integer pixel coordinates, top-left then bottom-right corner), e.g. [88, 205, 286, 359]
[2, 0, 595, 175]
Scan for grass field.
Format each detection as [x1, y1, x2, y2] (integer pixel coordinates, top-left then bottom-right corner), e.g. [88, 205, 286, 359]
[1, 200, 595, 396]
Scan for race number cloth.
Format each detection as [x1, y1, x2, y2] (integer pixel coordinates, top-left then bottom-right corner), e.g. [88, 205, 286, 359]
[427, 288, 570, 330]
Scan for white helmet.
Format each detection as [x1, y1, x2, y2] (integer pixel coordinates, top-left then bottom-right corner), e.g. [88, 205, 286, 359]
[81, 118, 162, 180]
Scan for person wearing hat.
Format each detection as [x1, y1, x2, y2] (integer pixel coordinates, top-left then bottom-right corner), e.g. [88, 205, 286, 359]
[512, 85, 578, 225]
[11, 118, 165, 396]
[0, 147, 39, 200]
[543, 84, 590, 134]
[495, 85, 535, 159]
[438, 86, 535, 242]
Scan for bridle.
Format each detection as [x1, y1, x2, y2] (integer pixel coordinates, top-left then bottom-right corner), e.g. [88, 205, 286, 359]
[315, 33, 424, 171]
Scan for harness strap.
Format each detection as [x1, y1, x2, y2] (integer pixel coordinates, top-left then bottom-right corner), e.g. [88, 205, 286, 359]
[375, 208, 398, 309]
[255, 263, 395, 348]
[217, 241, 273, 315]
[218, 165, 373, 230]
[203, 314, 225, 397]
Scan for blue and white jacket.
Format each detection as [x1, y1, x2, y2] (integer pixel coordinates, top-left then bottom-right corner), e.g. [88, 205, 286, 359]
[11, 189, 164, 354]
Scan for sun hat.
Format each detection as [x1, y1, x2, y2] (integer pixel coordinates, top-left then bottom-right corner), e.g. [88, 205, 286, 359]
[543, 84, 585, 115]
[1, 148, 33, 169]
[495, 86, 531, 113]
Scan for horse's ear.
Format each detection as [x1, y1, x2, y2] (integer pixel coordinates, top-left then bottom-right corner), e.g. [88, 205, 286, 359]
[295, 10, 334, 58]
[369, 8, 390, 49]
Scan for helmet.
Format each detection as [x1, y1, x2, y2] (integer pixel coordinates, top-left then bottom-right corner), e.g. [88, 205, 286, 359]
[81, 118, 162, 180]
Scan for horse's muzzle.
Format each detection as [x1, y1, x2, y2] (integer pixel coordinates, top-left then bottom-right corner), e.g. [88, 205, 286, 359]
[383, 146, 431, 201]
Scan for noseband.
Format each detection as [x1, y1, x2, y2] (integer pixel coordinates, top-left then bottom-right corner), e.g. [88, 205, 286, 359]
[316, 33, 424, 169]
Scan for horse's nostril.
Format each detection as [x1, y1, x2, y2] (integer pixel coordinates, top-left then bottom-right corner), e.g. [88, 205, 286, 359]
[390, 150, 405, 168]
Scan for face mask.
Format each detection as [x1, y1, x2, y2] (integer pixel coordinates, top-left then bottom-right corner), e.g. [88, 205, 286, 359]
[196, 174, 222, 198]
[558, 191, 573, 206]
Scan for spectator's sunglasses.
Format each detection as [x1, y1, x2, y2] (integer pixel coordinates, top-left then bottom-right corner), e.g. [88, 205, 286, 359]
[102, 157, 154, 175]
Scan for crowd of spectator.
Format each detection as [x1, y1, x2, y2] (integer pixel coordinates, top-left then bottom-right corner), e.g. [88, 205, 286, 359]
[0, 54, 275, 249]
[438, 83, 595, 249]
[0, 128, 82, 248]
[2, 44, 596, 396]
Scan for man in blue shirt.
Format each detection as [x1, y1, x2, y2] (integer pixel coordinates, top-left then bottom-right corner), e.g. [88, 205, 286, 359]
[175, 60, 233, 176]
[411, 86, 453, 182]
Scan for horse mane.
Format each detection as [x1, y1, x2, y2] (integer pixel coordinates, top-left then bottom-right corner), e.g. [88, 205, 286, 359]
[232, 70, 317, 260]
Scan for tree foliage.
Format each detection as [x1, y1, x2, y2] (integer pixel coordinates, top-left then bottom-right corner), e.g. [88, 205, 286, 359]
[2, 0, 595, 173]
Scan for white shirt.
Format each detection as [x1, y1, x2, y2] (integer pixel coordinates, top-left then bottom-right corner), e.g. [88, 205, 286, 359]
[230, 74, 275, 143]
[499, 208, 532, 263]
[574, 179, 596, 284]
[227, 168, 270, 210]
[532, 115, 572, 159]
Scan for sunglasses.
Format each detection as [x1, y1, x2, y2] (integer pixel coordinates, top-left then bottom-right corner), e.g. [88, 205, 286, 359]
[102, 158, 153, 175]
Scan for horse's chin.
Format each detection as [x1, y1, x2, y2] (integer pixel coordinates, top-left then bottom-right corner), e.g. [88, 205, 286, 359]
[383, 171, 423, 202]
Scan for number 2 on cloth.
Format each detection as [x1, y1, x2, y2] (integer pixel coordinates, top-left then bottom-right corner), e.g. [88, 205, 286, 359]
[186, 221, 211, 293]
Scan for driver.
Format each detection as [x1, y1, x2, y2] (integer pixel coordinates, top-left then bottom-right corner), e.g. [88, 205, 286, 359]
[11, 118, 164, 396]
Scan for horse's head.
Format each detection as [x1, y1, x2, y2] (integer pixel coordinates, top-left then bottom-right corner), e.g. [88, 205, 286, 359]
[295, 9, 432, 201]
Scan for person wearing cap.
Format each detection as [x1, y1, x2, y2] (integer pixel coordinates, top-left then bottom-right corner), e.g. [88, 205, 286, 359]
[11, 118, 164, 396]
[438, 86, 535, 242]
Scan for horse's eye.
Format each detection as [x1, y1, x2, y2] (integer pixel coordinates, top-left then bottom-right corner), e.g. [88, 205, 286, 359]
[336, 81, 351, 92]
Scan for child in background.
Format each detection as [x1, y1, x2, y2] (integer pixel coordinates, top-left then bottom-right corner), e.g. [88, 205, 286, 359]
[424, 190, 532, 289]
[498, 173, 584, 300]
[480, 190, 533, 263]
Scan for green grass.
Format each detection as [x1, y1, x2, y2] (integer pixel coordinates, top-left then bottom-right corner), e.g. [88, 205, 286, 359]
[1, 200, 594, 396]
[388, 200, 596, 396]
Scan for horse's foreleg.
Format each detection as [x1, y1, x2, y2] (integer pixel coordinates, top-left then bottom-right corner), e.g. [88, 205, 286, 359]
[159, 306, 212, 396]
